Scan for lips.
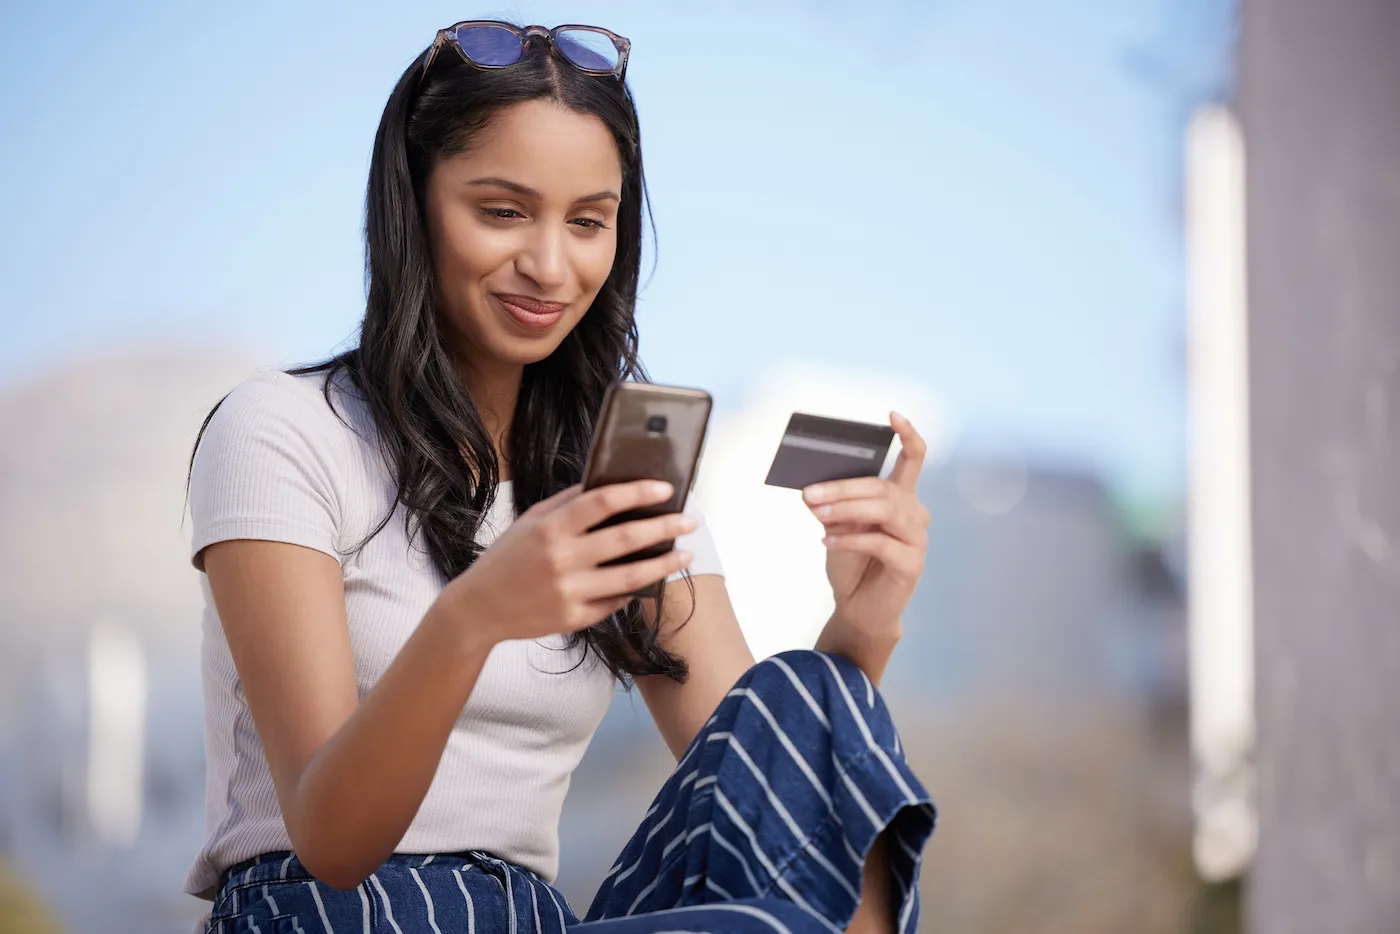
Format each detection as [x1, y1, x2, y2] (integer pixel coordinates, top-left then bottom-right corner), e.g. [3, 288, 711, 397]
[493, 293, 568, 331]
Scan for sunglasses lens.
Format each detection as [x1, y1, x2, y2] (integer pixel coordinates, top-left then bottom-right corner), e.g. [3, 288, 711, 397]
[554, 27, 620, 73]
[453, 24, 524, 67]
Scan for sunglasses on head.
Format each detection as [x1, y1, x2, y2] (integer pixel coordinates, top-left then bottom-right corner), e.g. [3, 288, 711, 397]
[420, 21, 630, 85]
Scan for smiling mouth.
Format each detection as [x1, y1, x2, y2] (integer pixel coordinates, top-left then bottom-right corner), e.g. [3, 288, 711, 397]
[492, 293, 569, 331]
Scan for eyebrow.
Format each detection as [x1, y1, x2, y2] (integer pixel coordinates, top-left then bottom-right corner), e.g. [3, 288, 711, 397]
[467, 176, 620, 204]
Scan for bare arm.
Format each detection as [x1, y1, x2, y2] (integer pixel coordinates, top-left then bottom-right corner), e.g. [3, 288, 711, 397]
[202, 539, 496, 890]
[636, 574, 755, 760]
[814, 615, 900, 686]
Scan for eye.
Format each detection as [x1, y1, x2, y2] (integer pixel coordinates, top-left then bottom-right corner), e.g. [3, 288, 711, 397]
[480, 207, 525, 220]
[569, 217, 610, 230]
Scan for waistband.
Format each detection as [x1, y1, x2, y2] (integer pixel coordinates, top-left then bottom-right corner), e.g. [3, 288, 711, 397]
[217, 848, 535, 895]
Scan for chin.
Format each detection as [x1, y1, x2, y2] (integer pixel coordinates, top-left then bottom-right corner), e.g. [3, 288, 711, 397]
[440, 309, 570, 370]
[485, 328, 573, 367]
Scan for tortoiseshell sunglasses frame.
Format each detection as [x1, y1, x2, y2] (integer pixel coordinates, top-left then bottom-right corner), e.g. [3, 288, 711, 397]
[419, 21, 631, 85]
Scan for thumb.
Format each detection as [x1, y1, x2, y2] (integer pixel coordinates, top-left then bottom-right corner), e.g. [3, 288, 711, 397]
[887, 411, 927, 492]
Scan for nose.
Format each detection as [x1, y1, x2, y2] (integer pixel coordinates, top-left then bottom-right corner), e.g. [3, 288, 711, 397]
[514, 223, 568, 293]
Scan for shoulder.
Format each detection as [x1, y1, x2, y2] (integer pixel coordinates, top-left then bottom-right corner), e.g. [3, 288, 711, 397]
[189, 368, 363, 568]
[191, 367, 369, 499]
[200, 367, 373, 458]
[213, 368, 351, 432]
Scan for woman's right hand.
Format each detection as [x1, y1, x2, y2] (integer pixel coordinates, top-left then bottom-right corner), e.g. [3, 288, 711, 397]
[441, 480, 697, 644]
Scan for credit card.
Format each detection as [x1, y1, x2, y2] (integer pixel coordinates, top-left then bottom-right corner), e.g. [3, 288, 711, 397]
[764, 413, 896, 490]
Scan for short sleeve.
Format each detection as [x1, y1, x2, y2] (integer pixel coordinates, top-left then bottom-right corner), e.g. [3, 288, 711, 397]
[667, 496, 724, 581]
[188, 372, 345, 571]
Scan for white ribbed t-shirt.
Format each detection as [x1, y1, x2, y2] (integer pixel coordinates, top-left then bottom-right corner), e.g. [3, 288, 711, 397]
[184, 369, 722, 899]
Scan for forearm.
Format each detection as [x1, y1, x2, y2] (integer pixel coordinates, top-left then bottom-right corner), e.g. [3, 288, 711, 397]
[288, 600, 494, 889]
[814, 613, 901, 687]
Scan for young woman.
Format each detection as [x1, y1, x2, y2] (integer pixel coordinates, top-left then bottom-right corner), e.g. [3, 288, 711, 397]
[187, 20, 935, 934]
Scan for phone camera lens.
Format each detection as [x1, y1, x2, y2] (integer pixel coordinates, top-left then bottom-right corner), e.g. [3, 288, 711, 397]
[645, 415, 668, 434]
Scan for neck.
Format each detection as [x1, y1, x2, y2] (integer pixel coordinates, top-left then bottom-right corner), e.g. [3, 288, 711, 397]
[457, 354, 523, 482]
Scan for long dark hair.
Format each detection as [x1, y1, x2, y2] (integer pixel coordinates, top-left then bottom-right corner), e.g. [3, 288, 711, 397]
[192, 35, 689, 685]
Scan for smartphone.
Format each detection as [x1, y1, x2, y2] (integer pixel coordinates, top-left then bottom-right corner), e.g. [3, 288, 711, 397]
[581, 381, 713, 572]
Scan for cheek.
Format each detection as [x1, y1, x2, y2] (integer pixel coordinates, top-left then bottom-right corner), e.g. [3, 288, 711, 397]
[436, 212, 515, 286]
[578, 235, 619, 292]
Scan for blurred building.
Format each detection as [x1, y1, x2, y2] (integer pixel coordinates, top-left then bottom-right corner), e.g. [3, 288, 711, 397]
[0, 348, 259, 933]
[893, 457, 1187, 707]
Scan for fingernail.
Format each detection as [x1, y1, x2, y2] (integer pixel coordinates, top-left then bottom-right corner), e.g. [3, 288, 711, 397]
[677, 549, 694, 563]
[822, 535, 835, 546]
[804, 485, 826, 503]
[815, 504, 832, 519]
[651, 481, 673, 497]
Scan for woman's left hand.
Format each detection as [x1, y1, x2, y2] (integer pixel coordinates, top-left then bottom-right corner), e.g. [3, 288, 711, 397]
[804, 412, 930, 640]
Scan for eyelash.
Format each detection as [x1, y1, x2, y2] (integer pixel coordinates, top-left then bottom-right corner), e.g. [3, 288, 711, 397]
[479, 208, 609, 230]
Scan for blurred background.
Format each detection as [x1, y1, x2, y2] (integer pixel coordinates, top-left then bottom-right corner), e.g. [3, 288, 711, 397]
[2, 1, 1396, 932]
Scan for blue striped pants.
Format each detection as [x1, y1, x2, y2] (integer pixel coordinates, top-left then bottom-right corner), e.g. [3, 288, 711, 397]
[205, 650, 936, 934]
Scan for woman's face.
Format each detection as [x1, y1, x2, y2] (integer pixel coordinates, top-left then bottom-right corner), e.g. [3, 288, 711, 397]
[423, 99, 624, 372]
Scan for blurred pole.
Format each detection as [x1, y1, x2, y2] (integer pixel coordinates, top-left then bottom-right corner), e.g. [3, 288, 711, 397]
[1184, 104, 1256, 885]
[1239, 2, 1400, 932]
[86, 623, 146, 849]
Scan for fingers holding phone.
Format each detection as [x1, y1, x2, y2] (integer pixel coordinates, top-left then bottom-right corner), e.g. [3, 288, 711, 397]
[552, 479, 700, 602]
[443, 478, 695, 643]
[557, 478, 675, 539]
[570, 489, 700, 564]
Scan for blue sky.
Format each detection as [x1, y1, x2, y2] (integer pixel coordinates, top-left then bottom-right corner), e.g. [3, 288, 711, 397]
[0, 0, 1231, 500]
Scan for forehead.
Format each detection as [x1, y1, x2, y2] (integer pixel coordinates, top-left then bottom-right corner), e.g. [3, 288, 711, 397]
[449, 99, 622, 195]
